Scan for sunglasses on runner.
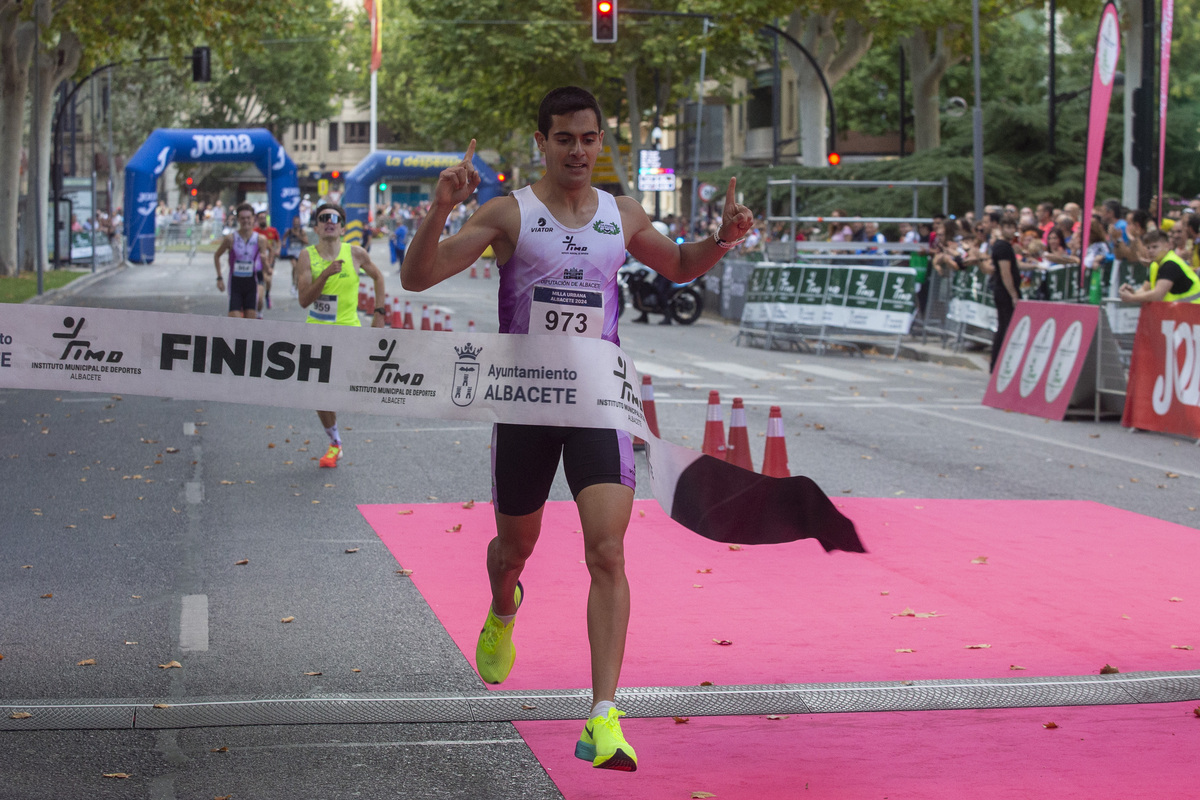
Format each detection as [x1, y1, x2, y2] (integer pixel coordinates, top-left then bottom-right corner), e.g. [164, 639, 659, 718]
[317, 212, 342, 224]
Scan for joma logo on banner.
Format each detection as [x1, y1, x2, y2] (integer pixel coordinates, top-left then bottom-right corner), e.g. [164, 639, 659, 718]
[189, 133, 254, 159]
[1152, 320, 1200, 414]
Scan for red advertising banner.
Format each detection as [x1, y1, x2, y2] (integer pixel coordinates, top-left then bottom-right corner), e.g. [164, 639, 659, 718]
[983, 302, 1100, 420]
[1079, 2, 1121, 288]
[1122, 302, 1200, 437]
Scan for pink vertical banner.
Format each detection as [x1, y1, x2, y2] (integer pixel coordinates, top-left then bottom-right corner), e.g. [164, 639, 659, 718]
[1157, 0, 1173, 225]
[1079, 2, 1121, 289]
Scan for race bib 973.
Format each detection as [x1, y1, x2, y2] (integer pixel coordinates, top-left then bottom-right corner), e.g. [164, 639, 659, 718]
[531, 284, 603, 339]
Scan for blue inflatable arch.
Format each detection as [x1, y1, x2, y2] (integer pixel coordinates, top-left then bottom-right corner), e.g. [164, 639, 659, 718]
[341, 151, 504, 246]
[123, 128, 299, 263]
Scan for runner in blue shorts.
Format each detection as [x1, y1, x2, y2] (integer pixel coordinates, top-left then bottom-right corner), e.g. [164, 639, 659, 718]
[402, 86, 753, 773]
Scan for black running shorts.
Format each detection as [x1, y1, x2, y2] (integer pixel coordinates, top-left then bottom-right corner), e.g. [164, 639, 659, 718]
[228, 275, 258, 312]
[490, 423, 635, 517]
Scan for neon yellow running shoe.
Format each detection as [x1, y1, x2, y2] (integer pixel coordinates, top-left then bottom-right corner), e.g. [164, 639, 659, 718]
[474, 581, 523, 684]
[574, 707, 638, 771]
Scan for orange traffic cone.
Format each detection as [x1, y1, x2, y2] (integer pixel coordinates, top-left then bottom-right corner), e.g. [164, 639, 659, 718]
[357, 277, 368, 314]
[468, 320, 476, 334]
[726, 397, 754, 471]
[483, 264, 492, 279]
[469, 266, 478, 278]
[761, 406, 790, 478]
[390, 295, 402, 328]
[420, 305, 431, 331]
[443, 314, 453, 332]
[433, 309, 443, 331]
[403, 301, 414, 330]
[701, 390, 727, 459]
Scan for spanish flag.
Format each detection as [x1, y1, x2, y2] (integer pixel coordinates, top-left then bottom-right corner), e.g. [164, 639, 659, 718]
[365, 0, 382, 72]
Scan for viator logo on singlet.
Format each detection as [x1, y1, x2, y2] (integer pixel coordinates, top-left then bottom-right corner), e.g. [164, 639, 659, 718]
[530, 216, 554, 233]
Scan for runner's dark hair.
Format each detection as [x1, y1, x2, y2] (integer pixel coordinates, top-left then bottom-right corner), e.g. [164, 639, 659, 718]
[235, 202, 255, 217]
[537, 86, 603, 136]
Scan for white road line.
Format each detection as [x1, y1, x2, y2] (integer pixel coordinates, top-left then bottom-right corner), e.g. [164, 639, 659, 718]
[183, 422, 196, 436]
[692, 361, 790, 381]
[179, 594, 209, 652]
[227, 739, 524, 753]
[780, 363, 883, 382]
[632, 361, 700, 379]
[905, 405, 1200, 479]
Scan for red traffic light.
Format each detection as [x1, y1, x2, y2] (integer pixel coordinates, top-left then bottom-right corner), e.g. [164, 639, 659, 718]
[497, 172, 507, 183]
[190, 188, 198, 196]
[331, 170, 341, 179]
[185, 176, 193, 186]
[827, 152, 841, 166]
[593, 0, 617, 43]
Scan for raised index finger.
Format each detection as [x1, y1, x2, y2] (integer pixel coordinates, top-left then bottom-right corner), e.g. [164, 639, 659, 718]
[463, 139, 477, 165]
[725, 177, 737, 210]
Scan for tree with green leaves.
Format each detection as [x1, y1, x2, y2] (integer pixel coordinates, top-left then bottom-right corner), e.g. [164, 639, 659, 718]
[355, 0, 773, 199]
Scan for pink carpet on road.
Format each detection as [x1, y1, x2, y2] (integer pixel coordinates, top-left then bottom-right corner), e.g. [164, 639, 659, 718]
[360, 498, 1199, 799]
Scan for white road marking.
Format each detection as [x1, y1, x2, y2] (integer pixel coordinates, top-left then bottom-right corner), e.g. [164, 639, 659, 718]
[185, 482, 203, 504]
[183, 422, 196, 436]
[780, 363, 883, 382]
[179, 594, 209, 652]
[632, 361, 700, 379]
[682, 383, 735, 390]
[227, 738, 525, 753]
[692, 361, 790, 381]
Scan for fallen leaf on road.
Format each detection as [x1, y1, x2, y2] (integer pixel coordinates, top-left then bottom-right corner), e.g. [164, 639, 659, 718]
[1171, 645, 1193, 651]
[693, 584, 703, 588]
[712, 639, 733, 646]
[303, 672, 322, 676]
[462, 500, 475, 509]
[1100, 664, 1120, 674]
[971, 556, 988, 565]
[766, 714, 789, 720]
[638, 509, 645, 517]
[1043, 722, 1059, 729]
[728, 545, 742, 551]
[281, 617, 295, 624]
[9, 712, 32, 719]
[673, 716, 689, 724]
[965, 644, 991, 649]
[102, 773, 131, 779]
[427, 495, 438, 500]
[1010, 665, 1027, 670]
[158, 661, 182, 669]
[1166, 472, 1179, 478]
[699, 681, 713, 686]
[153, 704, 170, 709]
[103, 514, 116, 520]
[697, 568, 712, 574]
[1169, 597, 1183, 602]
[165, 447, 179, 454]
[397, 510, 413, 516]
[395, 569, 413, 576]
[235, 559, 249, 566]
[352, 668, 361, 673]
[77, 658, 96, 666]
[220, 480, 235, 485]
[521, 704, 537, 710]
[344, 548, 359, 554]
[446, 524, 462, 532]
[895, 649, 914, 653]
[210, 747, 228, 753]
[691, 792, 716, 799]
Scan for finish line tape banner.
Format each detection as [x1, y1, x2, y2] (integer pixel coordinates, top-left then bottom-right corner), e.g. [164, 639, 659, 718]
[0, 305, 863, 553]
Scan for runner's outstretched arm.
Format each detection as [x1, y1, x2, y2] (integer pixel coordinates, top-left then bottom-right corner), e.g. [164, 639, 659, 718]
[402, 140, 512, 291]
[622, 177, 753, 284]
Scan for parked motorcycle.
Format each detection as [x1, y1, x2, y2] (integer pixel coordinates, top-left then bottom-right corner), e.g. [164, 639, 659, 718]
[617, 261, 705, 325]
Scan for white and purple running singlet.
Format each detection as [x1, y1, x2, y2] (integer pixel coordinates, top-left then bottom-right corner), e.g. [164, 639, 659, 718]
[498, 186, 626, 344]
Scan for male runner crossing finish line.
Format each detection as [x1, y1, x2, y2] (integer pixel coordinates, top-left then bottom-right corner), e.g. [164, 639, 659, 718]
[402, 86, 753, 772]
